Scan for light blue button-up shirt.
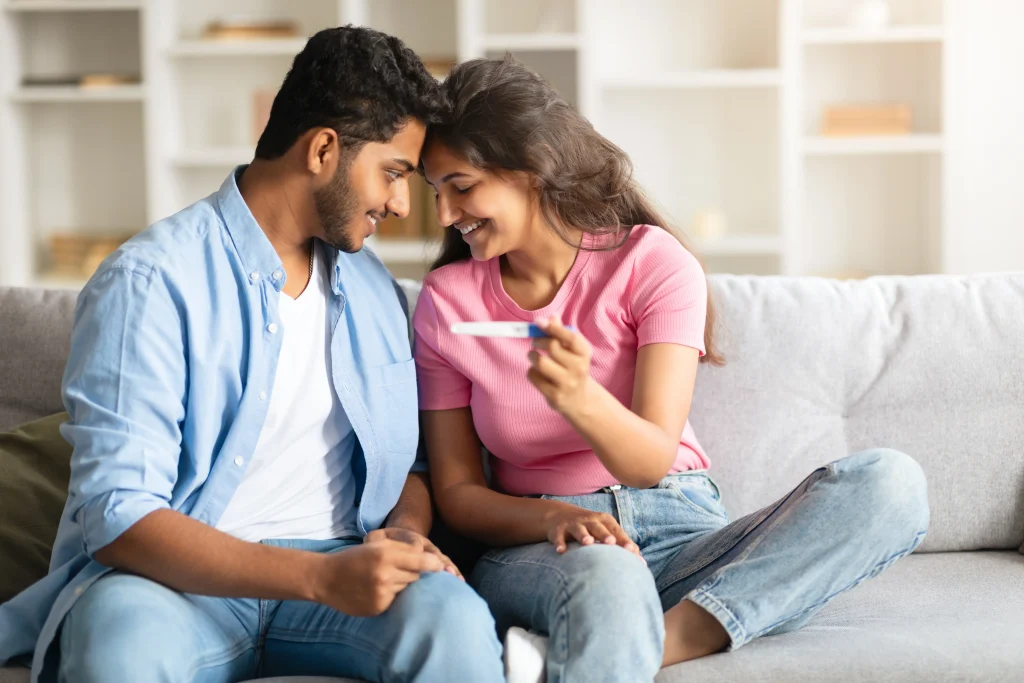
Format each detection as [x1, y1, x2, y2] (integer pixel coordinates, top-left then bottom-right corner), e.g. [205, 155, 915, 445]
[0, 169, 422, 680]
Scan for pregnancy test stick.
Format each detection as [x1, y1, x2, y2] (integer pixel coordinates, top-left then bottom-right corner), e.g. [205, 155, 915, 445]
[450, 322, 575, 338]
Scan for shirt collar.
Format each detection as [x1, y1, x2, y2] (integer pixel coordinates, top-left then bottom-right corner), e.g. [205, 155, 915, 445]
[216, 166, 285, 291]
[218, 165, 345, 296]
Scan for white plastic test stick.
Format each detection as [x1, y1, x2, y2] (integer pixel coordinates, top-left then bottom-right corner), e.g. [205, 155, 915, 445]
[450, 322, 574, 338]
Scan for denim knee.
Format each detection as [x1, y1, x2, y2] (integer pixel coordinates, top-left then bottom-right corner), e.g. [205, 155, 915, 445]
[59, 576, 197, 683]
[836, 448, 930, 544]
[559, 544, 662, 619]
[387, 572, 503, 680]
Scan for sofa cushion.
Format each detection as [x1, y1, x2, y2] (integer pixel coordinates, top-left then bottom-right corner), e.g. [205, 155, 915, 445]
[657, 551, 1024, 682]
[0, 288, 77, 432]
[688, 274, 1024, 552]
[5, 552, 1017, 683]
[0, 413, 72, 603]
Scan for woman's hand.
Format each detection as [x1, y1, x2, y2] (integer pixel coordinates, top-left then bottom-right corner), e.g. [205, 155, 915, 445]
[528, 317, 597, 419]
[542, 502, 642, 560]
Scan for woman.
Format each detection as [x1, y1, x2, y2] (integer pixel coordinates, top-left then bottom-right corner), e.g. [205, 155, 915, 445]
[413, 57, 929, 682]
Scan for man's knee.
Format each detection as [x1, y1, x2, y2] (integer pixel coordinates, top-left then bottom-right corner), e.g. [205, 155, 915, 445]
[392, 571, 498, 639]
[387, 572, 503, 678]
[60, 575, 200, 683]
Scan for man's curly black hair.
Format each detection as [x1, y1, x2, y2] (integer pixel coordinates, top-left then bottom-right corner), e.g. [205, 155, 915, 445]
[255, 25, 446, 160]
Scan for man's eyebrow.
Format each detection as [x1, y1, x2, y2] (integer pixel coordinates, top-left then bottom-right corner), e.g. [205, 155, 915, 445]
[390, 158, 416, 173]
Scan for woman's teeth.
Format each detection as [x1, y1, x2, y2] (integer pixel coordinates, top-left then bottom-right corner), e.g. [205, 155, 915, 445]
[458, 219, 487, 235]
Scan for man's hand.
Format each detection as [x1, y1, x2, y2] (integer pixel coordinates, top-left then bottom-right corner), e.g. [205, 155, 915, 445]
[365, 527, 464, 580]
[312, 539, 445, 617]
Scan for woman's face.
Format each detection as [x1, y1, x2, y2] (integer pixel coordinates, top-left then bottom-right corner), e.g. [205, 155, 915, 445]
[421, 142, 536, 262]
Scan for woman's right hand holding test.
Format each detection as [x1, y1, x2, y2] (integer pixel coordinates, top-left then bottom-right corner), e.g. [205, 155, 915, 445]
[542, 501, 642, 560]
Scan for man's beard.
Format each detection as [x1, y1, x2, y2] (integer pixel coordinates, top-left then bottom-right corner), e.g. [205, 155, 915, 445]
[314, 161, 360, 253]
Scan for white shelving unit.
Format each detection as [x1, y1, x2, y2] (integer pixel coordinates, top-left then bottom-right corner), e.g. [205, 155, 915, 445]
[583, 0, 787, 275]
[0, 0, 957, 287]
[791, 0, 950, 277]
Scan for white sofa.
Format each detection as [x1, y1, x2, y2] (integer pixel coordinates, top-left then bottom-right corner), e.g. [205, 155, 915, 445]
[2, 272, 1023, 682]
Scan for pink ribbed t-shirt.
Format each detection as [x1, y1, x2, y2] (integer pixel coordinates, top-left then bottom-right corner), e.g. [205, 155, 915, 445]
[413, 225, 711, 496]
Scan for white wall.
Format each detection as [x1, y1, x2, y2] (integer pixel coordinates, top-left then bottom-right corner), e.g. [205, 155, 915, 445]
[945, 0, 1024, 273]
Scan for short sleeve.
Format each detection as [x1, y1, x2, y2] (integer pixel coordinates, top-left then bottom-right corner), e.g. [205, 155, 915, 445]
[630, 232, 708, 354]
[412, 285, 472, 410]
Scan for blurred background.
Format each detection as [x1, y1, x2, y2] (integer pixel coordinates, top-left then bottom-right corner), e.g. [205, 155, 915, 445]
[0, 0, 1021, 287]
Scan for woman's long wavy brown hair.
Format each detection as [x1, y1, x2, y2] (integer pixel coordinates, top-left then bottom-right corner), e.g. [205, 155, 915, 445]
[425, 56, 722, 364]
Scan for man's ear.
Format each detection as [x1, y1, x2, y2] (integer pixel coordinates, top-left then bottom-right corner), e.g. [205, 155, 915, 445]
[306, 127, 340, 179]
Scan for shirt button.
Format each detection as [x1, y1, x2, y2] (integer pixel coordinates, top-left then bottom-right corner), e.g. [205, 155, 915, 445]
[74, 586, 84, 596]
[271, 270, 283, 280]
[249, 271, 260, 281]
[267, 323, 278, 334]
[234, 456, 244, 466]
[259, 390, 267, 401]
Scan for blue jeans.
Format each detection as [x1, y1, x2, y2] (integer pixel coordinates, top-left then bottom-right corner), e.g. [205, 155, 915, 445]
[58, 538, 504, 683]
[471, 448, 930, 683]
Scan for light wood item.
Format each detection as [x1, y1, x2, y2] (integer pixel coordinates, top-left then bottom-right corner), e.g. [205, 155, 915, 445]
[202, 20, 299, 41]
[423, 59, 456, 80]
[48, 233, 133, 278]
[79, 74, 139, 89]
[376, 174, 436, 239]
[821, 104, 912, 136]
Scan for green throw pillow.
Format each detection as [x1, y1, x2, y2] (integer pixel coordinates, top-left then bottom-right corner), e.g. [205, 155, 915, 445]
[0, 412, 72, 603]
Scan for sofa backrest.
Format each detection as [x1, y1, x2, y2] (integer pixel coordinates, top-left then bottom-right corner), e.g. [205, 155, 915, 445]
[0, 287, 77, 431]
[686, 274, 1024, 553]
[2, 274, 1023, 553]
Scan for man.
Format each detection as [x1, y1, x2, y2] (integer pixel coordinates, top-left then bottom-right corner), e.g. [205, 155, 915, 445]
[0, 26, 504, 683]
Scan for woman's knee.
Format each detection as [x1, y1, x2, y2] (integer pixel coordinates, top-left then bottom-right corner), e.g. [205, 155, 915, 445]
[836, 448, 930, 540]
[560, 544, 661, 616]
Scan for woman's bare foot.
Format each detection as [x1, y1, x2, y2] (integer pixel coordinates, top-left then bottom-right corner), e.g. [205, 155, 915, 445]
[662, 599, 731, 667]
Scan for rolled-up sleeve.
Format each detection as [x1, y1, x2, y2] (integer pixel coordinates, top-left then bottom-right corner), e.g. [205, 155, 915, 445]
[60, 266, 187, 557]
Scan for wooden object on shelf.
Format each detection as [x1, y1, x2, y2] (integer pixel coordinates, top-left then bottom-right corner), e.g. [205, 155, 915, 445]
[821, 104, 912, 137]
[376, 174, 438, 239]
[423, 59, 456, 80]
[47, 233, 133, 278]
[252, 89, 276, 144]
[79, 74, 140, 89]
[23, 74, 140, 89]
[202, 19, 299, 41]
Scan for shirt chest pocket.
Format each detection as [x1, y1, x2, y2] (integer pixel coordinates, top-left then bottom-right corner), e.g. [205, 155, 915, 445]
[371, 359, 418, 454]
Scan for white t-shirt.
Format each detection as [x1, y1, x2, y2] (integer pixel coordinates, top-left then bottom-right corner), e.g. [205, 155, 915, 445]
[217, 250, 360, 542]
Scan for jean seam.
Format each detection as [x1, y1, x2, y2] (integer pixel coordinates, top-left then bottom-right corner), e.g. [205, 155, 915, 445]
[662, 482, 728, 522]
[747, 528, 927, 641]
[687, 579, 748, 650]
[186, 639, 255, 681]
[476, 555, 572, 682]
[264, 627, 388, 659]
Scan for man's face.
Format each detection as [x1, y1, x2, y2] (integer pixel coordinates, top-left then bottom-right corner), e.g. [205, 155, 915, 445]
[314, 120, 427, 253]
